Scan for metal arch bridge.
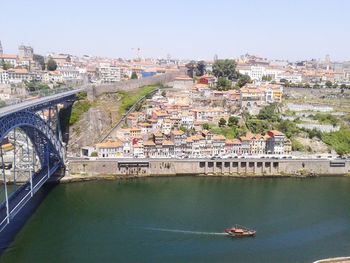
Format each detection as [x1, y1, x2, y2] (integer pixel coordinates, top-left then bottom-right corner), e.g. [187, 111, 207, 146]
[0, 88, 84, 233]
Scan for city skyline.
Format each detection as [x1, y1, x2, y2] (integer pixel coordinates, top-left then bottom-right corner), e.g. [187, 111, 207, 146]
[0, 0, 350, 61]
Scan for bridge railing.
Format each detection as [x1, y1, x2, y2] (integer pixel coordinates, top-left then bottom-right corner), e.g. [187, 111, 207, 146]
[0, 162, 62, 233]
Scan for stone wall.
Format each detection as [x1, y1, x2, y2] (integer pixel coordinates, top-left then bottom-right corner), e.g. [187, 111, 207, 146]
[68, 158, 350, 177]
[87, 71, 183, 101]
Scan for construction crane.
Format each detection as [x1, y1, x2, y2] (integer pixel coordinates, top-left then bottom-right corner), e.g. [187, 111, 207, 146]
[131, 47, 142, 61]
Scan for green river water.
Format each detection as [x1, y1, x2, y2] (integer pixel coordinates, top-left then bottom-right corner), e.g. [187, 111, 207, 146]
[1, 177, 350, 263]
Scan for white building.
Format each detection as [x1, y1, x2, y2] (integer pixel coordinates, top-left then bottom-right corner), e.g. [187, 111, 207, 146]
[57, 65, 82, 81]
[95, 141, 124, 158]
[0, 69, 8, 84]
[275, 74, 302, 83]
[0, 54, 17, 67]
[180, 114, 194, 129]
[98, 63, 121, 83]
[238, 65, 284, 81]
[7, 69, 29, 84]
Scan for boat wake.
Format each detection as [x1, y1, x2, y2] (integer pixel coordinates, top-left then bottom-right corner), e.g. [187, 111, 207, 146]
[142, 227, 226, 236]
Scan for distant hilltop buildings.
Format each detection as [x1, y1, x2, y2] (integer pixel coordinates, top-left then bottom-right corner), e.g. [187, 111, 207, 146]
[0, 41, 181, 104]
[235, 53, 350, 84]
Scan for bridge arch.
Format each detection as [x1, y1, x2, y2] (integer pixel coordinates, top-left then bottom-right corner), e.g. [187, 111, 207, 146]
[0, 110, 64, 166]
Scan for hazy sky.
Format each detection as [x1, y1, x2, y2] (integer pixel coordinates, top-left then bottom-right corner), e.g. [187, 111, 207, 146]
[1, 0, 349, 61]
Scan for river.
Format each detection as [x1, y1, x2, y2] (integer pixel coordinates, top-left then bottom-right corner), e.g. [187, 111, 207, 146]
[1, 177, 350, 263]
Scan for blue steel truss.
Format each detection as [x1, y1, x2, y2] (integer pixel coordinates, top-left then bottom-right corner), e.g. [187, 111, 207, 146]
[0, 111, 63, 166]
[0, 93, 76, 233]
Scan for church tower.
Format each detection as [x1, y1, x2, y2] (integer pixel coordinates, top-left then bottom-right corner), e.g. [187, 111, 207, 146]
[0, 40, 3, 55]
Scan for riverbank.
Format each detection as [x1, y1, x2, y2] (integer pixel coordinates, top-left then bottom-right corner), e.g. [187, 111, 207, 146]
[1, 157, 349, 185]
[314, 257, 350, 263]
[61, 171, 349, 184]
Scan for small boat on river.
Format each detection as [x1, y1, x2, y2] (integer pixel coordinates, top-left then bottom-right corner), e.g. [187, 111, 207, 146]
[224, 225, 256, 238]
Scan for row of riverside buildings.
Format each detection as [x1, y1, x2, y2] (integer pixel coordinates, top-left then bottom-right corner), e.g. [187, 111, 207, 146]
[95, 129, 291, 158]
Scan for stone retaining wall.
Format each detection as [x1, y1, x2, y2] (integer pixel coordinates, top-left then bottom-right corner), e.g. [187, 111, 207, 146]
[68, 159, 350, 177]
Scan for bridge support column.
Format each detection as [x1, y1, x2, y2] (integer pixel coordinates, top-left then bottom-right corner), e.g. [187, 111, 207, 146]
[1, 147, 10, 223]
[56, 105, 62, 143]
[13, 128, 16, 188]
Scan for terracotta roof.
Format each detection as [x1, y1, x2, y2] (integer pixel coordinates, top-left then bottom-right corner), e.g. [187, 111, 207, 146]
[153, 132, 163, 137]
[232, 139, 242, 145]
[0, 54, 17, 59]
[162, 140, 174, 146]
[175, 76, 193, 81]
[255, 134, 265, 140]
[268, 130, 284, 137]
[226, 139, 233, 145]
[171, 130, 184, 136]
[144, 140, 156, 146]
[96, 140, 123, 148]
[7, 68, 28, 74]
[186, 137, 193, 143]
[139, 123, 152, 127]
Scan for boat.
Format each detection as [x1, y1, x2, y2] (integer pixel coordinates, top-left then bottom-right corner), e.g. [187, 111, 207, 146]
[224, 225, 256, 238]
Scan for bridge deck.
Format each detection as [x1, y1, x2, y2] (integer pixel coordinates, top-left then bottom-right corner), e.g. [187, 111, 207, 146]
[0, 88, 85, 118]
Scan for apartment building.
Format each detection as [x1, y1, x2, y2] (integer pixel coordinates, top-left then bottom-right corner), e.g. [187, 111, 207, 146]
[98, 63, 121, 83]
[96, 141, 124, 158]
[7, 68, 29, 84]
[0, 54, 17, 67]
[266, 130, 285, 154]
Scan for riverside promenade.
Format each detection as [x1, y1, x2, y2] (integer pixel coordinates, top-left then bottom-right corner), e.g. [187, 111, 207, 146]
[67, 157, 350, 178]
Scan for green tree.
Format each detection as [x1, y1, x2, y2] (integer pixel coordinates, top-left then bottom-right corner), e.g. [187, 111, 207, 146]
[179, 125, 187, 133]
[90, 151, 98, 157]
[340, 84, 347, 90]
[325, 80, 332, 88]
[0, 100, 6, 108]
[47, 58, 57, 71]
[280, 78, 288, 83]
[246, 119, 269, 134]
[1, 60, 13, 70]
[227, 116, 239, 127]
[33, 54, 45, 70]
[291, 138, 305, 151]
[212, 59, 239, 80]
[257, 103, 280, 122]
[218, 118, 227, 127]
[237, 74, 251, 88]
[202, 123, 210, 130]
[131, 71, 138, 79]
[186, 60, 197, 78]
[216, 77, 232, 90]
[262, 75, 272, 81]
[196, 60, 206, 76]
[277, 120, 300, 138]
[321, 129, 350, 156]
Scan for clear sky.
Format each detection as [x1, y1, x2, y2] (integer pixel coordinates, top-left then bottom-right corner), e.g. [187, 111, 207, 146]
[0, 0, 349, 61]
